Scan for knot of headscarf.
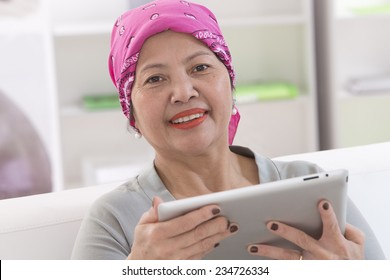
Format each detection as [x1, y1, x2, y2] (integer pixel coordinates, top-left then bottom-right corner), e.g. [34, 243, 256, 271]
[109, 0, 240, 144]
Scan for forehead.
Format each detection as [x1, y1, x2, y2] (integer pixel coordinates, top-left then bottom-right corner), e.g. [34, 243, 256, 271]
[138, 30, 213, 63]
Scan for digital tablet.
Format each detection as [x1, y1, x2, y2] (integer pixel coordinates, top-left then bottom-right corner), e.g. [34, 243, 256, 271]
[157, 169, 349, 260]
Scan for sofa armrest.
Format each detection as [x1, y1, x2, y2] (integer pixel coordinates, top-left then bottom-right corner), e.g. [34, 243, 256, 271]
[0, 182, 119, 259]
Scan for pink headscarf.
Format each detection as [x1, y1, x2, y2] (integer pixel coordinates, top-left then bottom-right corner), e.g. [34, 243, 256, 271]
[109, 0, 240, 144]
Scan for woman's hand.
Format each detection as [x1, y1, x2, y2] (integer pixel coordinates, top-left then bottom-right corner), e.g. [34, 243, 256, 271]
[248, 200, 365, 260]
[128, 196, 239, 260]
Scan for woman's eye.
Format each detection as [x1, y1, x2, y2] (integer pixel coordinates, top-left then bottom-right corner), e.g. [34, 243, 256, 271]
[146, 76, 162, 84]
[194, 64, 209, 72]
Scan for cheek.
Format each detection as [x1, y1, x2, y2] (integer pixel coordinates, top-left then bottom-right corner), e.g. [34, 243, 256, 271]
[132, 96, 165, 130]
[131, 89, 146, 126]
[212, 74, 233, 107]
[212, 67, 232, 93]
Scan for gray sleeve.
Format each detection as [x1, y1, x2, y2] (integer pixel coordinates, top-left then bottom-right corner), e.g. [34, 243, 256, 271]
[71, 182, 152, 260]
[346, 198, 386, 260]
[71, 196, 131, 260]
[275, 160, 323, 179]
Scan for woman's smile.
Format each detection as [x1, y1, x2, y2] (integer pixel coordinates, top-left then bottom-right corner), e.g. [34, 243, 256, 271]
[169, 108, 208, 130]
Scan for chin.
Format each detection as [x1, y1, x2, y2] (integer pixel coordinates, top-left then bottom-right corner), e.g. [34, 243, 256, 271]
[175, 134, 227, 157]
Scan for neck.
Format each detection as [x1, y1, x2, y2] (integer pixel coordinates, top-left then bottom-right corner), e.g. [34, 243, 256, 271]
[154, 146, 258, 199]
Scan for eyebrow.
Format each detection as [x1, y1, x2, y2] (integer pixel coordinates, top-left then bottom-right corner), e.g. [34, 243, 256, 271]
[184, 50, 213, 63]
[138, 63, 167, 74]
[138, 51, 213, 73]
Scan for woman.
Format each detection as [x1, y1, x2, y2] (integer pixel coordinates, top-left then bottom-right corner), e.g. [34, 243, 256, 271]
[71, 0, 384, 260]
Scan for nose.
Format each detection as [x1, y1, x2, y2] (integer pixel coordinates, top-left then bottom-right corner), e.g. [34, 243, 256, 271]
[170, 75, 199, 104]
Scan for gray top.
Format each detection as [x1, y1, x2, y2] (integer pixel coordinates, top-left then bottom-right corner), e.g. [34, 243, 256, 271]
[71, 146, 385, 259]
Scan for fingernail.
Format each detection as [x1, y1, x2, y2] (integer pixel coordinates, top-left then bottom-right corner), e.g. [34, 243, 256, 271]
[212, 208, 221, 215]
[214, 243, 220, 248]
[270, 223, 278, 231]
[250, 246, 258, 253]
[229, 225, 238, 233]
[323, 202, 329, 210]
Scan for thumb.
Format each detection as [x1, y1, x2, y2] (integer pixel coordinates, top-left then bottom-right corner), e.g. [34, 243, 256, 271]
[138, 196, 164, 224]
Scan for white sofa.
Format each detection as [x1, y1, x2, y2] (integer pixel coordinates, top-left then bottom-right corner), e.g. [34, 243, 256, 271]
[1, 142, 389, 259]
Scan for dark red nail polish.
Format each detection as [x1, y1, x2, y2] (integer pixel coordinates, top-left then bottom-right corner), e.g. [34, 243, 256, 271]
[250, 246, 258, 253]
[270, 223, 278, 231]
[230, 225, 238, 233]
[212, 208, 220, 215]
[214, 243, 220, 248]
[323, 202, 329, 210]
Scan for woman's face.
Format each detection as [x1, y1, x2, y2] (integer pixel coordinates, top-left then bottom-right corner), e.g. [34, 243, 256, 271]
[131, 31, 233, 156]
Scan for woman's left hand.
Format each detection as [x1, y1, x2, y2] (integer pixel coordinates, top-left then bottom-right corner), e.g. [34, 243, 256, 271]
[248, 200, 365, 260]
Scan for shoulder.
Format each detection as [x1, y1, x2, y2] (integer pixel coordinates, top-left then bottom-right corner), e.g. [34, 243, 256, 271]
[230, 145, 323, 181]
[72, 177, 152, 257]
[271, 159, 324, 179]
[85, 161, 170, 231]
[72, 176, 155, 259]
[87, 177, 151, 223]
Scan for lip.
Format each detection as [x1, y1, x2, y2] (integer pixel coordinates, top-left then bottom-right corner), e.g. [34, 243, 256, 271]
[169, 108, 208, 130]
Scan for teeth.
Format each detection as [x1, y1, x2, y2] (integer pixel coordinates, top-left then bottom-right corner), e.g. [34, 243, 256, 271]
[172, 113, 204, 124]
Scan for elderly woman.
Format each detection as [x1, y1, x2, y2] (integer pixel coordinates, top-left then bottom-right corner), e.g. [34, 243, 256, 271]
[71, 0, 384, 260]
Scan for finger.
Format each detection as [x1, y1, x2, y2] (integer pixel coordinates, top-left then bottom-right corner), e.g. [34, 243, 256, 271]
[318, 200, 344, 238]
[174, 215, 229, 248]
[183, 222, 239, 259]
[163, 221, 238, 260]
[160, 204, 223, 238]
[248, 244, 301, 260]
[138, 196, 164, 224]
[182, 219, 238, 251]
[344, 223, 365, 245]
[265, 221, 328, 258]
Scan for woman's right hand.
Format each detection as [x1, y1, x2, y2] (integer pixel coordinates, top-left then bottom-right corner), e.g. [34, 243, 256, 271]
[127, 196, 239, 260]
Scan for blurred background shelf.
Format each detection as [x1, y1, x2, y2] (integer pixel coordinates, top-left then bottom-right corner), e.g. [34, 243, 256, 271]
[314, 0, 390, 149]
[336, 0, 390, 19]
